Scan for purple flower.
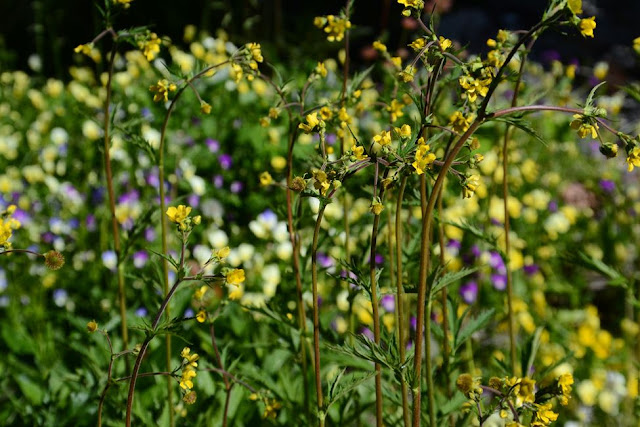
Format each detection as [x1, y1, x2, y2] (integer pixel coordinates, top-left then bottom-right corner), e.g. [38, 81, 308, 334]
[213, 175, 224, 188]
[118, 189, 140, 204]
[447, 239, 461, 250]
[187, 194, 200, 208]
[599, 179, 615, 193]
[133, 251, 149, 268]
[230, 181, 244, 193]
[147, 171, 160, 188]
[145, 227, 156, 242]
[410, 316, 417, 330]
[360, 328, 374, 341]
[184, 308, 195, 318]
[318, 252, 334, 269]
[491, 274, 507, 291]
[326, 133, 337, 145]
[219, 154, 233, 170]
[523, 264, 539, 276]
[206, 138, 220, 153]
[548, 200, 558, 213]
[488, 251, 506, 274]
[375, 253, 384, 265]
[381, 295, 395, 312]
[53, 289, 68, 307]
[460, 281, 478, 304]
[102, 250, 117, 271]
[86, 215, 97, 231]
[136, 307, 148, 317]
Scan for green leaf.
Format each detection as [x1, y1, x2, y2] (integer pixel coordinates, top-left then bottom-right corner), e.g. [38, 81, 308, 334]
[454, 309, 495, 352]
[326, 370, 376, 411]
[430, 267, 479, 299]
[15, 374, 44, 405]
[585, 81, 607, 110]
[147, 247, 179, 270]
[491, 116, 547, 146]
[521, 327, 544, 378]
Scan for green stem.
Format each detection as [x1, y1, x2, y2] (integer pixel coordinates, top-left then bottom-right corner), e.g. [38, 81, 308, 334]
[370, 177, 387, 426]
[156, 60, 227, 426]
[101, 37, 130, 374]
[413, 121, 483, 427]
[312, 204, 327, 426]
[395, 176, 410, 427]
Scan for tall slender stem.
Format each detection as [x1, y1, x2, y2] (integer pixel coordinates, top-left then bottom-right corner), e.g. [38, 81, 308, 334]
[370, 172, 387, 426]
[211, 322, 233, 427]
[312, 204, 327, 426]
[501, 39, 532, 377]
[413, 121, 483, 426]
[395, 177, 411, 427]
[101, 37, 130, 374]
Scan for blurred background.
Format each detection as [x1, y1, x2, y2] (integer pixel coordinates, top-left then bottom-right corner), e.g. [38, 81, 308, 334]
[2, 0, 640, 79]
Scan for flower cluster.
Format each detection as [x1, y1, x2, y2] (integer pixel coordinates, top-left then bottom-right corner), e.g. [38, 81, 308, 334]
[314, 14, 351, 42]
[0, 205, 20, 248]
[149, 79, 177, 102]
[166, 204, 201, 231]
[179, 347, 199, 404]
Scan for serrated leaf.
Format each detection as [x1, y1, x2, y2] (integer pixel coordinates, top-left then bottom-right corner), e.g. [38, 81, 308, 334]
[326, 371, 376, 411]
[147, 248, 179, 270]
[585, 81, 607, 110]
[492, 116, 547, 146]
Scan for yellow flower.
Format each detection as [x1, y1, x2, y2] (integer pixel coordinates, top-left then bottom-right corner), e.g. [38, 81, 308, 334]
[74, 43, 93, 56]
[570, 114, 599, 139]
[557, 373, 574, 406]
[113, 0, 134, 8]
[180, 367, 197, 390]
[397, 124, 412, 139]
[149, 79, 177, 102]
[386, 99, 405, 123]
[196, 310, 207, 323]
[439, 36, 452, 51]
[315, 61, 328, 78]
[626, 146, 640, 172]
[634, 37, 640, 54]
[87, 320, 98, 333]
[413, 143, 436, 175]
[462, 175, 480, 198]
[449, 110, 473, 134]
[312, 169, 331, 195]
[181, 347, 199, 367]
[397, 0, 425, 16]
[532, 403, 558, 426]
[370, 199, 384, 215]
[373, 40, 387, 52]
[579, 17, 596, 38]
[263, 399, 282, 419]
[456, 373, 482, 399]
[259, 171, 273, 186]
[322, 15, 351, 42]
[399, 65, 416, 82]
[351, 144, 368, 160]
[373, 130, 392, 147]
[213, 246, 231, 260]
[409, 38, 426, 51]
[166, 205, 192, 224]
[568, 0, 583, 15]
[200, 101, 212, 114]
[246, 42, 263, 62]
[226, 268, 246, 285]
[194, 285, 208, 300]
[298, 113, 321, 133]
[138, 33, 161, 61]
[319, 106, 333, 121]
[517, 377, 536, 404]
